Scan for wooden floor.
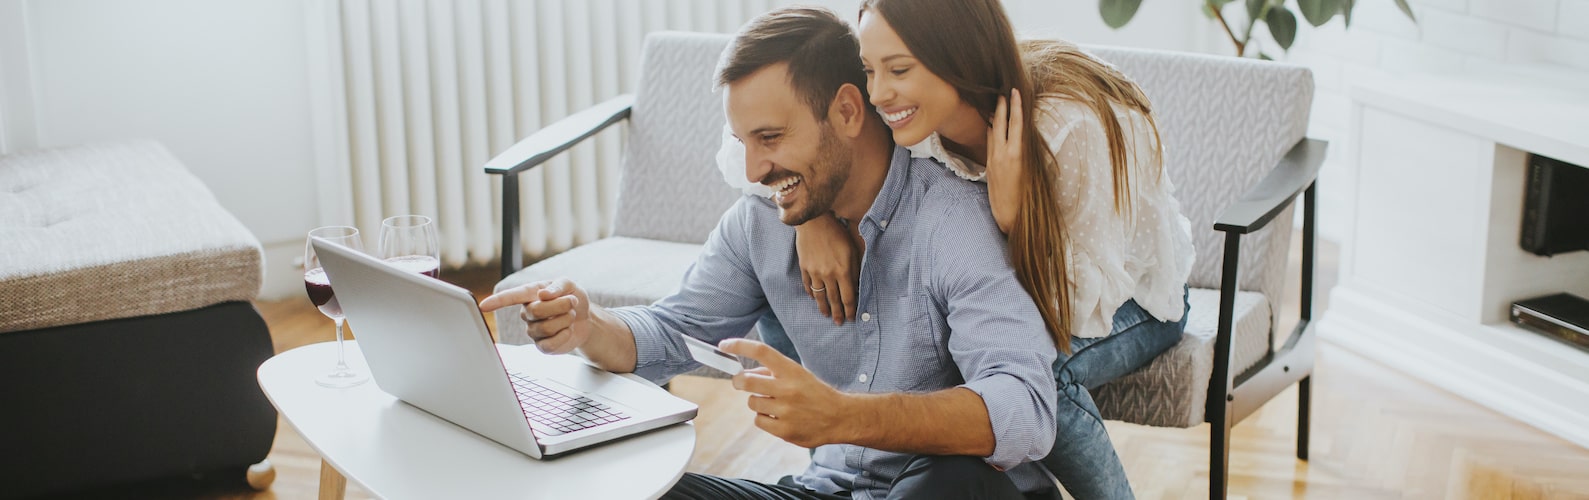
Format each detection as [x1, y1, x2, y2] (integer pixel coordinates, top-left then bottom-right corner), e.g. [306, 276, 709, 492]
[222, 238, 1589, 500]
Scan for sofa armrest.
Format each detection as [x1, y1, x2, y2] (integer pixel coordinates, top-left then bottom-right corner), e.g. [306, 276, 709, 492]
[1206, 138, 1327, 438]
[1213, 138, 1328, 234]
[484, 94, 635, 176]
[486, 94, 634, 278]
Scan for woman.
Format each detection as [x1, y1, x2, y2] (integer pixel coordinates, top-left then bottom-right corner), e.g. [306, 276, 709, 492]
[854, 3, 1194, 496]
[720, 0, 1193, 497]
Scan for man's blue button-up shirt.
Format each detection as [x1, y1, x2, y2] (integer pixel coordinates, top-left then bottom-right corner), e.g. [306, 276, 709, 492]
[608, 146, 1058, 498]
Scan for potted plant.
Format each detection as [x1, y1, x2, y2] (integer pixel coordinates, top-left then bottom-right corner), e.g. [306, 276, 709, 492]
[1100, 0, 1417, 59]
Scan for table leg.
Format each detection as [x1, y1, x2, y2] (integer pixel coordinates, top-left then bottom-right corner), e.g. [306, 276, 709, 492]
[318, 459, 347, 500]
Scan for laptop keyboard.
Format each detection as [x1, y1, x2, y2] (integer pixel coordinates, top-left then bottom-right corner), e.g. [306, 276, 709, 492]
[508, 372, 631, 436]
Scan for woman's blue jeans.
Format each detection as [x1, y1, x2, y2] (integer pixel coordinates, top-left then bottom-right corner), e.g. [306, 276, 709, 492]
[1040, 291, 1188, 499]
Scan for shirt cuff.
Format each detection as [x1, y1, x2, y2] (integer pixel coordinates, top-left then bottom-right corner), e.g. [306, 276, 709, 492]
[961, 373, 1057, 471]
[606, 306, 696, 384]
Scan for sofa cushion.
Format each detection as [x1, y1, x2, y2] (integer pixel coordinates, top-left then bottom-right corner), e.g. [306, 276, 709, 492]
[1093, 287, 1271, 428]
[0, 141, 262, 333]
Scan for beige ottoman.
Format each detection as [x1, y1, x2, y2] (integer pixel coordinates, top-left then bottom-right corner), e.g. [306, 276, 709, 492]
[0, 141, 277, 497]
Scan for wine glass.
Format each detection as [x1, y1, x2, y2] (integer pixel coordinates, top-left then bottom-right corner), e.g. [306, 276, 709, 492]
[305, 226, 369, 388]
[378, 215, 441, 278]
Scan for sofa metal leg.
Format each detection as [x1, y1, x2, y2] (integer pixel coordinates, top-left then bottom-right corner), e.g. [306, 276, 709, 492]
[246, 460, 276, 490]
[1210, 409, 1230, 499]
[319, 459, 347, 500]
[1208, 230, 1240, 499]
[1298, 375, 1312, 461]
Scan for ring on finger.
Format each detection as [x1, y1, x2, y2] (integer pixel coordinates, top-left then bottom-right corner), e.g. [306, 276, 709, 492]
[810, 284, 827, 293]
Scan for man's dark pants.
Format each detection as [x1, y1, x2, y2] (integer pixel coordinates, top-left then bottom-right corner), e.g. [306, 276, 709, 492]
[661, 454, 1043, 499]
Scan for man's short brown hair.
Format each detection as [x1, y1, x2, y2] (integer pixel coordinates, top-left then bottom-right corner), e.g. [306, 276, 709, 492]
[715, 6, 869, 119]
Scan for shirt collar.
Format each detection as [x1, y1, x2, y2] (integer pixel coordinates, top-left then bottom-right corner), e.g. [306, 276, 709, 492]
[905, 132, 986, 182]
[858, 146, 915, 231]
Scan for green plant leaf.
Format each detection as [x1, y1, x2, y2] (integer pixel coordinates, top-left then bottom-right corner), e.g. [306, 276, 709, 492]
[1246, 0, 1265, 20]
[1202, 3, 1217, 19]
[1210, 0, 1237, 6]
[1393, 0, 1417, 22]
[1259, 52, 1275, 60]
[1099, 0, 1143, 29]
[1266, 4, 1298, 50]
[1298, 0, 1341, 27]
[1340, 0, 1356, 27]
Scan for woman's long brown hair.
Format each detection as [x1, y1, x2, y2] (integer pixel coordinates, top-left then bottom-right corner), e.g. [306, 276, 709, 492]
[1021, 39, 1164, 215]
[861, 0, 1163, 353]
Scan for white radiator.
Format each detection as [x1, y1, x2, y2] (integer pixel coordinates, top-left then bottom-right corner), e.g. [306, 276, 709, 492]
[310, 0, 786, 269]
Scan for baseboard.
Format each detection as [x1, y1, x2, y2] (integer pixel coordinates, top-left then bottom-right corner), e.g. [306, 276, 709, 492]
[1320, 285, 1589, 450]
[260, 239, 307, 301]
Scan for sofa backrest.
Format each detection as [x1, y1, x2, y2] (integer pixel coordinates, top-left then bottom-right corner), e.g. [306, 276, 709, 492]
[611, 32, 1315, 305]
[611, 32, 741, 244]
[1083, 45, 1314, 305]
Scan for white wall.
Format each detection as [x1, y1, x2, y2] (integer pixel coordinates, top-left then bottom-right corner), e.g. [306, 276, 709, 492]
[805, 0, 1222, 52]
[1281, 0, 1589, 241]
[0, 0, 37, 155]
[2, 0, 319, 299]
[0, 0, 1217, 301]
[1005, 0, 1222, 52]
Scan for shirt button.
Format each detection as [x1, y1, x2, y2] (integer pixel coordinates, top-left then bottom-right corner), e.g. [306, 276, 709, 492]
[880, 219, 889, 228]
[858, 373, 869, 383]
[861, 312, 872, 322]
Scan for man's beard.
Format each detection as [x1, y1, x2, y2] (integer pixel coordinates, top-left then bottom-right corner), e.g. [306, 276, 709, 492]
[780, 125, 851, 226]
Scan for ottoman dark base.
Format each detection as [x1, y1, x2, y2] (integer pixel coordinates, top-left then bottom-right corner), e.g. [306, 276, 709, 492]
[0, 302, 277, 499]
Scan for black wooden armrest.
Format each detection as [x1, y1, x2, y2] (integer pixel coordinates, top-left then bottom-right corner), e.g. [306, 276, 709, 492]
[1213, 138, 1328, 234]
[486, 94, 634, 278]
[1206, 138, 1327, 462]
[483, 94, 635, 176]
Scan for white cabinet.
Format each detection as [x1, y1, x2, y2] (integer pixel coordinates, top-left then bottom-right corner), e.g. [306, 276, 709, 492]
[1320, 69, 1589, 449]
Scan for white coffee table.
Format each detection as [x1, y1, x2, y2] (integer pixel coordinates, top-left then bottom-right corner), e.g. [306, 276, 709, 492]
[257, 341, 696, 499]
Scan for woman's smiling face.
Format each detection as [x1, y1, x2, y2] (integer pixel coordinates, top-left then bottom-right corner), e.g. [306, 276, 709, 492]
[858, 10, 976, 148]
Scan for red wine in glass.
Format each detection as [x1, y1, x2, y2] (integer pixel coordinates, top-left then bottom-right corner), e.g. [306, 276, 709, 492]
[379, 215, 441, 279]
[384, 255, 440, 278]
[305, 225, 367, 389]
[303, 267, 343, 318]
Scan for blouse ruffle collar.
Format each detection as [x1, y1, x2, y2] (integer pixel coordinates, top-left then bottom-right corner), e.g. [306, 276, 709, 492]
[905, 133, 987, 182]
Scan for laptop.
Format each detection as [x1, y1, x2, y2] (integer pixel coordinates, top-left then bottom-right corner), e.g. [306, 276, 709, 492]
[311, 238, 698, 459]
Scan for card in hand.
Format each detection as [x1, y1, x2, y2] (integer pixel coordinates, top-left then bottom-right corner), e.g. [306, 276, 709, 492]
[681, 335, 744, 375]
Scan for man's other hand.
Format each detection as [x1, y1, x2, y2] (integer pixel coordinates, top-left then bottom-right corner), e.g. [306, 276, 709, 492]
[480, 278, 592, 355]
[721, 339, 857, 448]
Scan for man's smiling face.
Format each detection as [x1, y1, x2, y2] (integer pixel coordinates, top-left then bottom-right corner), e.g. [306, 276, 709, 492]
[725, 62, 852, 226]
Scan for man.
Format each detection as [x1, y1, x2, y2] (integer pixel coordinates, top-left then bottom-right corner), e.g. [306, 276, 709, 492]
[480, 7, 1057, 499]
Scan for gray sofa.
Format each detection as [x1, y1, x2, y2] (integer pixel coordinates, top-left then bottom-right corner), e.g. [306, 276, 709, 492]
[0, 141, 276, 498]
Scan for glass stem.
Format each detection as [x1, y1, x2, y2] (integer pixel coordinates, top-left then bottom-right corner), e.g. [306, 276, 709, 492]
[334, 318, 349, 371]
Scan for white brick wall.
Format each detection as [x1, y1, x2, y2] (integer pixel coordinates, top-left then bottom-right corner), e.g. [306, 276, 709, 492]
[1413, 0, 1469, 12]
[1379, 37, 1466, 72]
[1562, 0, 1589, 39]
[1471, 0, 1559, 32]
[1420, 7, 1509, 58]
[1281, 0, 1589, 241]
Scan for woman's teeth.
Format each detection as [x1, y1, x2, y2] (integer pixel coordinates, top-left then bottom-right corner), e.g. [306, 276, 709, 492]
[882, 107, 917, 123]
